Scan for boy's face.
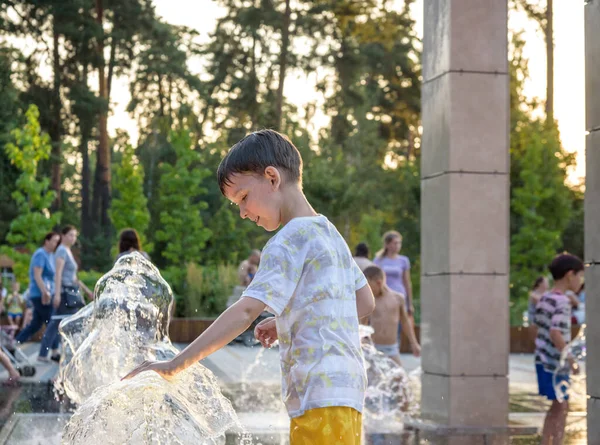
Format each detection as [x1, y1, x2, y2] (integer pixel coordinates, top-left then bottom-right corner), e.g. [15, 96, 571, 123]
[224, 169, 283, 232]
[566, 270, 585, 293]
[12, 282, 19, 292]
[367, 278, 383, 297]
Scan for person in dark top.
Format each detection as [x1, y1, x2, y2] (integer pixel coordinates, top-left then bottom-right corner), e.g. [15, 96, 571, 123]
[115, 229, 150, 262]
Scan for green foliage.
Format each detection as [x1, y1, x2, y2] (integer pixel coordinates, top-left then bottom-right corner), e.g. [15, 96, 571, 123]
[510, 122, 567, 313]
[1, 105, 61, 281]
[201, 201, 250, 266]
[154, 129, 211, 267]
[560, 188, 584, 259]
[79, 270, 104, 295]
[183, 263, 238, 317]
[109, 143, 151, 252]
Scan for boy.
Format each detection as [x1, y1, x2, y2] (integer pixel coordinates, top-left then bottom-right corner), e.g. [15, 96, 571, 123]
[123, 129, 375, 444]
[362, 265, 420, 366]
[535, 253, 584, 445]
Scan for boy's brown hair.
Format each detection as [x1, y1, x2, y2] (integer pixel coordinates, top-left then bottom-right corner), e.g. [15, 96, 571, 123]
[363, 265, 385, 281]
[217, 129, 303, 195]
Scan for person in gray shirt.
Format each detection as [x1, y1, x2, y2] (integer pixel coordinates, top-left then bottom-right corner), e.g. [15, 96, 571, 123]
[39, 225, 93, 362]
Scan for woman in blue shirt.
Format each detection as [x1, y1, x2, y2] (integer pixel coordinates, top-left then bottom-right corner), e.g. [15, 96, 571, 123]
[15, 232, 61, 359]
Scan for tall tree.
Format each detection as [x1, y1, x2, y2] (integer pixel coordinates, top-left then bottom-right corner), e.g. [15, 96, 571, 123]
[0, 46, 23, 242]
[513, 0, 554, 122]
[92, 0, 111, 234]
[275, 0, 291, 131]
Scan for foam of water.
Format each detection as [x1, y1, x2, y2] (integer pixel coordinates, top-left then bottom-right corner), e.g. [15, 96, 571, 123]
[359, 325, 419, 427]
[56, 252, 239, 444]
[554, 324, 586, 403]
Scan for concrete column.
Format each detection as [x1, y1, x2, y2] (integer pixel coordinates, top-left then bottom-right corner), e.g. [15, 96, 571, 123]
[420, 1, 509, 443]
[586, 2, 600, 444]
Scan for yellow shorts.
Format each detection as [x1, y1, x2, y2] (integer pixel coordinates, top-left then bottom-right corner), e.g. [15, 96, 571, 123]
[289, 406, 362, 445]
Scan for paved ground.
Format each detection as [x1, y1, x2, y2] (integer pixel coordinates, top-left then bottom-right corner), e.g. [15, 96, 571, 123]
[0, 343, 589, 443]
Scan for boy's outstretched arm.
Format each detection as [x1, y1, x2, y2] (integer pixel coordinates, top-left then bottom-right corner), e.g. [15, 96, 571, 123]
[356, 284, 375, 319]
[122, 297, 266, 380]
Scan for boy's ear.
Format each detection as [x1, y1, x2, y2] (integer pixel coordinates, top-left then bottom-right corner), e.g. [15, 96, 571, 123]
[264, 166, 282, 189]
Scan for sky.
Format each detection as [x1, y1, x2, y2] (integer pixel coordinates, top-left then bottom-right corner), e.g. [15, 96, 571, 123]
[111, 0, 585, 185]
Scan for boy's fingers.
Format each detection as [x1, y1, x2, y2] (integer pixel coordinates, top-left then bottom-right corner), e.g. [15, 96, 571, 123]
[121, 361, 149, 381]
[121, 370, 137, 381]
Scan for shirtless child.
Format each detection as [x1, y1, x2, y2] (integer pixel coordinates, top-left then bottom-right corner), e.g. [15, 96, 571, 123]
[363, 265, 421, 366]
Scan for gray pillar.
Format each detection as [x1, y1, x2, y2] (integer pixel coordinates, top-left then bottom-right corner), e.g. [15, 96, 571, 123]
[420, 1, 509, 443]
[586, 1, 600, 443]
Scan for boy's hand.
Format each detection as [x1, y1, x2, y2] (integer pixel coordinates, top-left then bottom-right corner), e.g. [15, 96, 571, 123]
[254, 317, 278, 348]
[121, 359, 178, 381]
[412, 343, 421, 358]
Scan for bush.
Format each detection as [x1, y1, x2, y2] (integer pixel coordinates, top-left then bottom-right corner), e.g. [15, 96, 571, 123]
[79, 270, 104, 295]
[184, 263, 237, 317]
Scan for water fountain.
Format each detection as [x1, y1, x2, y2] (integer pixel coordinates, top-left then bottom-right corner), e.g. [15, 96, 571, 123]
[57, 252, 239, 444]
[359, 325, 419, 438]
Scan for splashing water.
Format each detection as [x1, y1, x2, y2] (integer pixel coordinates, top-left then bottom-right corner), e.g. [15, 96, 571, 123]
[359, 325, 419, 426]
[554, 325, 587, 403]
[56, 252, 239, 444]
[231, 346, 284, 413]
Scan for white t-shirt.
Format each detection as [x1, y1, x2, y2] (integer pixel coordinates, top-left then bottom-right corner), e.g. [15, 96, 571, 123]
[243, 215, 368, 418]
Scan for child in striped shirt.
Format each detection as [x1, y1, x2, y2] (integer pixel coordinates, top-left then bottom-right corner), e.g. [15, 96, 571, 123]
[534, 253, 584, 445]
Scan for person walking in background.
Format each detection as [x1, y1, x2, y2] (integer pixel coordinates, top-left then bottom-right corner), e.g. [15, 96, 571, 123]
[116, 228, 151, 262]
[353, 242, 374, 271]
[14, 232, 61, 354]
[237, 249, 261, 286]
[39, 225, 93, 362]
[373, 231, 415, 349]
